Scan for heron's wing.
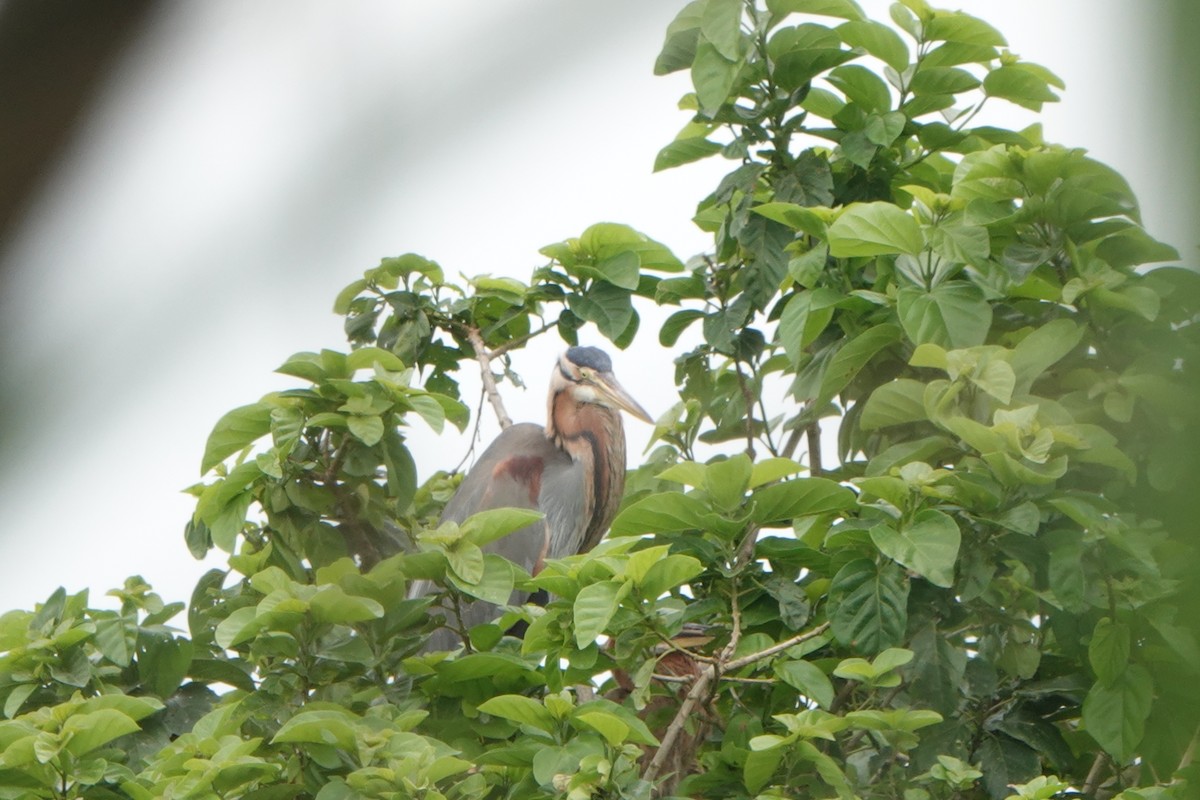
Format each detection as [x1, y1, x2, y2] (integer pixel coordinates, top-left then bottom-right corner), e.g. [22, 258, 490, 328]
[411, 423, 579, 649]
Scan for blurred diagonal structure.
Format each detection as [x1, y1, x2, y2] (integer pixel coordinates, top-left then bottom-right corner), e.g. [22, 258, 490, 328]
[0, 0, 157, 260]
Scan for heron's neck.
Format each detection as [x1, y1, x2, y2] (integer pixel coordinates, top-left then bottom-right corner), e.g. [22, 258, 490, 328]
[547, 394, 627, 552]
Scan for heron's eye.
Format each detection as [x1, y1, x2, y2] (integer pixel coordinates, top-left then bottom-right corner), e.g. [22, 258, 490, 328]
[578, 367, 594, 382]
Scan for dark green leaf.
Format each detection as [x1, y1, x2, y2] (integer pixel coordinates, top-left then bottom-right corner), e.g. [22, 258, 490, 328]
[752, 478, 856, 525]
[1082, 664, 1153, 764]
[836, 20, 909, 71]
[869, 509, 960, 587]
[829, 559, 909, 653]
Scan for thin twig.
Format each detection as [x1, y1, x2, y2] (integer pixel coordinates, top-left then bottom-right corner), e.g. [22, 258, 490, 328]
[733, 358, 758, 460]
[724, 622, 830, 672]
[466, 327, 512, 429]
[1081, 752, 1107, 797]
[489, 317, 558, 359]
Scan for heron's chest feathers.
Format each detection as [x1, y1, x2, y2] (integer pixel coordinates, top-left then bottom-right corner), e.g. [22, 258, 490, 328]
[491, 455, 543, 504]
[547, 393, 628, 551]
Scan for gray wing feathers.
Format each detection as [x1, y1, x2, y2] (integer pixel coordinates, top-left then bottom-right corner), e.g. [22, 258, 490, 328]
[409, 423, 581, 650]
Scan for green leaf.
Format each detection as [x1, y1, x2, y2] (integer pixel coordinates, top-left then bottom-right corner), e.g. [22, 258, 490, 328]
[569, 282, 634, 341]
[701, 0, 744, 61]
[310, 586, 385, 624]
[1089, 617, 1131, 687]
[1082, 664, 1153, 763]
[201, 402, 273, 473]
[655, 1, 704, 75]
[575, 711, 630, 747]
[983, 64, 1060, 111]
[610, 492, 732, 537]
[752, 478, 856, 525]
[827, 64, 891, 113]
[836, 20, 909, 71]
[573, 580, 629, 647]
[859, 378, 927, 430]
[273, 709, 359, 751]
[779, 288, 842, 365]
[459, 508, 545, 547]
[61, 709, 141, 757]
[775, 660, 835, 708]
[870, 509, 960, 587]
[749, 457, 806, 488]
[446, 542, 485, 585]
[753, 203, 831, 239]
[139, 637, 194, 697]
[346, 414, 384, 446]
[829, 559, 908, 653]
[638, 554, 704, 598]
[897, 282, 992, 348]
[659, 309, 705, 346]
[768, 0, 866, 21]
[910, 66, 981, 95]
[705, 454, 753, 510]
[827, 202, 923, 257]
[817, 322, 902, 403]
[925, 12, 1006, 46]
[478, 695, 557, 735]
[692, 39, 738, 116]
[655, 137, 723, 172]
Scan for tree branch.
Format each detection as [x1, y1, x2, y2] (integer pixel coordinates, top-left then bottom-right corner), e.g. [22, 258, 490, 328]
[466, 326, 512, 429]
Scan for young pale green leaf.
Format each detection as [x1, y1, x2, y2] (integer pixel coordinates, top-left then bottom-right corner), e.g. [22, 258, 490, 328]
[451, 554, 517, 605]
[478, 694, 557, 735]
[346, 414, 384, 446]
[638, 554, 704, 598]
[897, 282, 992, 348]
[309, 585, 385, 624]
[657, 461, 708, 488]
[575, 711, 630, 747]
[446, 542, 485, 585]
[1082, 664, 1153, 763]
[201, 402, 273, 474]
[836, 20, 908, 71]
[870, 510, 960, 587]
[925, 11, 1006, 46]
[573, 580, 629, 647]
[743, 745, 784, 794]
[767, 0, 866, 21]
[61, 709, 142, 757]
[829, 559, 909, 654]
[752, 478, 856, 526]
[459, 508, 544, 547]
[610, 491, 731, 537]
[704, 454, 752, 510]
[827, 202, 923, 256]
[749, 457, 806, 488]
[272, 709, 360, 751]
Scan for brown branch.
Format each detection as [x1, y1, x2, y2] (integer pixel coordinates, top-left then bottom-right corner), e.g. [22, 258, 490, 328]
[1082, 751, 1107, 797]
[466, 327, 512, 429]
[642, 621, 831, 788]
[806, 421, 823, 477]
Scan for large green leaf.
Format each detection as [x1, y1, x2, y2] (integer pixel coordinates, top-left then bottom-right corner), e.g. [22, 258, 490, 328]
[1082, 664, 1153, 763]
[1088, 617, 1131, 687]
[692, 39, 738, 115]
[201, 402, 273, 473]
[827, 202, 923, 256]
[897, 282, 992, 348]
[836, 20, 909, 71]
[573, 580, 629, 647]
[478, 695, 556, 735]
[779, 288, 842, 366]
[829, 559, 909, 654]
[869, 509, 960, 587]
[817, 323, 902, 403]
[751, 478, 856, 525]
[859, 378, 927, 430]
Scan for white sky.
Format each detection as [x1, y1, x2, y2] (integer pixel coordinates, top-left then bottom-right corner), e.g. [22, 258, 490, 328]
[0, 1, 1181, 613]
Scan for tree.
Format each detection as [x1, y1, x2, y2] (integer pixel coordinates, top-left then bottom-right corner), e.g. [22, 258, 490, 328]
[0, 1, 1197, 798]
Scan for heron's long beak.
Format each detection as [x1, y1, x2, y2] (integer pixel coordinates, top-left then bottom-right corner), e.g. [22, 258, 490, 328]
[597, 371, 654, 424]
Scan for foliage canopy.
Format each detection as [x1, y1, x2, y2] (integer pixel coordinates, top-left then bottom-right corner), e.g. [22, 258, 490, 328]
[1, 1, 1198, 799]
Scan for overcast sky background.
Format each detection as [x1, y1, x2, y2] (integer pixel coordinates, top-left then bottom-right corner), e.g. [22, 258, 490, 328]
[0, 1, 1188, 613]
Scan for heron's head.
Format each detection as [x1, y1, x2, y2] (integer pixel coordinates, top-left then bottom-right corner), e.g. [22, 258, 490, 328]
[550, 346, 653, 423]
